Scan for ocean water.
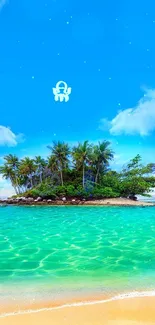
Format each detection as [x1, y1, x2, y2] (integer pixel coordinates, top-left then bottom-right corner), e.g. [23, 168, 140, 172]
[0, 206, 155, 299]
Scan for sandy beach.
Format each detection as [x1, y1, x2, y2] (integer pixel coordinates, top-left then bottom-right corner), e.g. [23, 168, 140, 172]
[82, 198, 154, 206]
[1, 296, 155, 325]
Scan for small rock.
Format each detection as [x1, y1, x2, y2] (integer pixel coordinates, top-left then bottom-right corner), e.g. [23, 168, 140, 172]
[7, 199, 14, 204]
[36, 197, 42, 202]
[47, 199, 52, 203]
[72, 199, 76, 202]
[19, 197, 26, 201]
[62, 197, 66, 201]
[27, 198, 34, 202]
[22, 197, 26, 201]
[129, 195, 137, 201]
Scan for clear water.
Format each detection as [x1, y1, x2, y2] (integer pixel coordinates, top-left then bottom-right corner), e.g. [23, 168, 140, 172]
[0, 206, 155, 294]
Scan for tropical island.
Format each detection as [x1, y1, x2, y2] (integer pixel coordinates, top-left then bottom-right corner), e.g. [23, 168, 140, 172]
[0, 140, 155, 206]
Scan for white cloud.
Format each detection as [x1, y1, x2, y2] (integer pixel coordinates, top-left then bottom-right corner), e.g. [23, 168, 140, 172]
[0, 126, 24, 147]
[0, 0, 7, 10]
[0, 176, 15, 199]
[100, 88, 155, 136]
[113, 154, 128, 166]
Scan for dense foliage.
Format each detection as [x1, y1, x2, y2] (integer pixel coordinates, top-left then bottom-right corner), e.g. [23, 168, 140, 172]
[0, 141, 155, 200]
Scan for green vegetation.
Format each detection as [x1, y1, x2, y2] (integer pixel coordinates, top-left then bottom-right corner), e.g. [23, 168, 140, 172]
[0, 141, 155, 200]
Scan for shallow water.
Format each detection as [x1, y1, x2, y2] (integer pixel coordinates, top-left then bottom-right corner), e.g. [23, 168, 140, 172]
[0, 206, 155, 294]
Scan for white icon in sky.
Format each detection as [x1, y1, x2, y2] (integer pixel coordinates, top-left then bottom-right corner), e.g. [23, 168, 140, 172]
[53, 81, 71, 102]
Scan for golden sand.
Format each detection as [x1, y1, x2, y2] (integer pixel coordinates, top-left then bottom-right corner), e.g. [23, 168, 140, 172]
[0, 296, 155, 325]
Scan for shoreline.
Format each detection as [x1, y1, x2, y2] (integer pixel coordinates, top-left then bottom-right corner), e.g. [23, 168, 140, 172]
[1, 291, 155, 324]
[0, 198, 154, 207]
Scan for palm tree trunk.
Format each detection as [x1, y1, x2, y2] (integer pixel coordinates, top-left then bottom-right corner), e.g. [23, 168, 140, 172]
[83, 164, 85, 188]
[15, 176, 18, 189]
[14, 186, 18, 195]
[60, 169, 63, 186]
[15, 175, 21, 194]
[40, 172, 42, 183]
[30, 176, 33, 188]
[17, 186, 21, 194]
[11, 183, 18, 195]
[10, 176, 18, 195]
[95, 167, 100, 184]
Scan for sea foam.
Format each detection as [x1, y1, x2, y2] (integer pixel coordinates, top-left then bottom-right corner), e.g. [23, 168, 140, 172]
[0, 290, 155, 319]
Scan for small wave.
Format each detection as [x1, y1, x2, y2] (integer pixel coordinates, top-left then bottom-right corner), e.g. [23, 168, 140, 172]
[0, 290, 155, 319]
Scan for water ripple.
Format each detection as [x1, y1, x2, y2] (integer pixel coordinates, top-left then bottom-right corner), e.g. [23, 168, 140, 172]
[0, 206, 155, 290]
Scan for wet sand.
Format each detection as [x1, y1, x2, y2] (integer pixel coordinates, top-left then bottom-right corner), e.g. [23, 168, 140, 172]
[1, 296, 155, 325]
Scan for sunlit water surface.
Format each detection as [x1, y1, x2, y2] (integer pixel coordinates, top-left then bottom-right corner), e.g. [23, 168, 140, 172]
[0, 206, 155, 302]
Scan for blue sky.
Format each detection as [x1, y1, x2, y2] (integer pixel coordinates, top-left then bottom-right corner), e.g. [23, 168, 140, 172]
[0, 0, 155, 196]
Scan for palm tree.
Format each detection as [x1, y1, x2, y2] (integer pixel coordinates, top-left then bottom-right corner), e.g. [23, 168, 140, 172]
[3, 154, 20, 192]
[48, 155, 58, 173]
[34, 156, 46, 183]
[20, 157, 36, 188]
[48, 141, 70, 186]
[72, 141, 92, 188]
[4, 154, 19, 167]
[92, 141, 114, 183]
[0, 164, 19, 194]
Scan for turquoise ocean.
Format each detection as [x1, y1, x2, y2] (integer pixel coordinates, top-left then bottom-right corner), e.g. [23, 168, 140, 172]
[0, 206, 155, 303]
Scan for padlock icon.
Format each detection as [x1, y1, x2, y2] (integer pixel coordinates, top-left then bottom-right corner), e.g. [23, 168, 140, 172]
[53, 81, 71, 102]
